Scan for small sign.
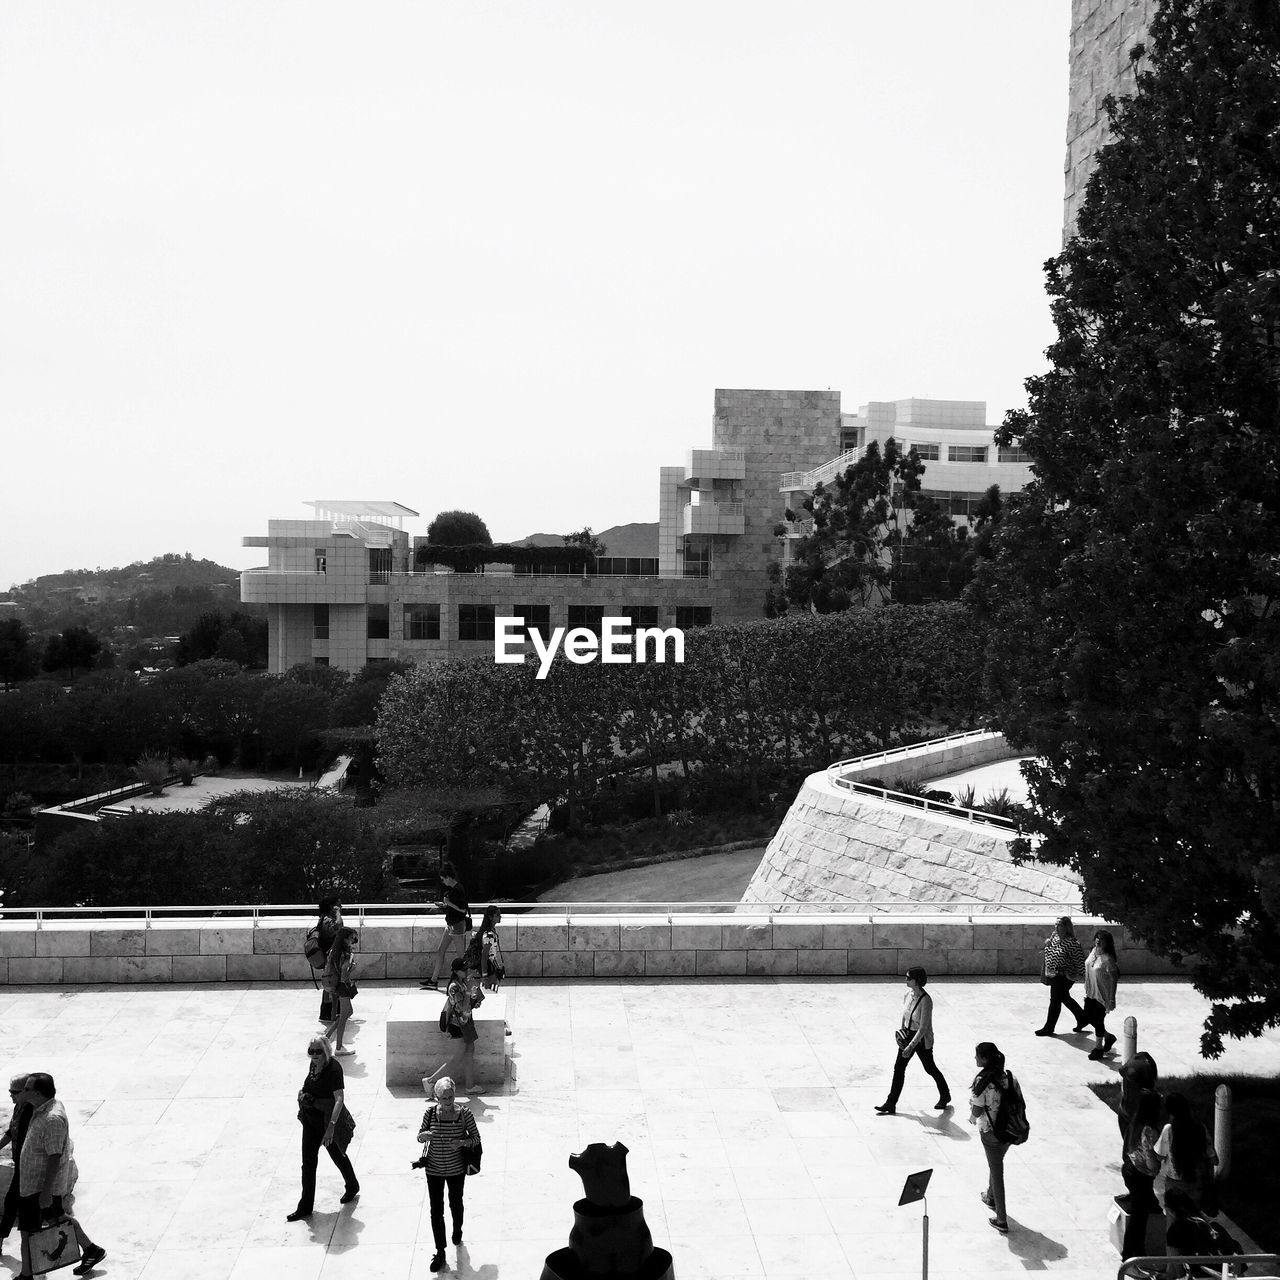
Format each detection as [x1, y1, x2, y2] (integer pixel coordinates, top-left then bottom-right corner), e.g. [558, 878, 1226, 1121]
[898, 1169, 933, 1207]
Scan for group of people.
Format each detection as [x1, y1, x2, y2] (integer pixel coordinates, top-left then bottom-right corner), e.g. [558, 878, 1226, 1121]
[0, 1073, 107, 1279]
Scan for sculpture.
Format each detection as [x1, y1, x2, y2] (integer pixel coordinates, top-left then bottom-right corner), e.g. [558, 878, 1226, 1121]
[540, 1141, 674, 1280]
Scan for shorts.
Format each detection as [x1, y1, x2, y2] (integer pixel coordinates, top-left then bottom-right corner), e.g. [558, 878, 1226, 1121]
[448, 1017, 479, 1045]
[18, 1192, 64, 1234]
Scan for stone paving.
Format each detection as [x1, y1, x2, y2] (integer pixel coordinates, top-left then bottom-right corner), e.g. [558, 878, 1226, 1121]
[0, 975, 1274, 1280]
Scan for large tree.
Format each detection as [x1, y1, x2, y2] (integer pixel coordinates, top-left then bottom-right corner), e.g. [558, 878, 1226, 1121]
[425, 510, 493, 546]
[0, 618, 39, 688]
[973, 0, 1280, 1056]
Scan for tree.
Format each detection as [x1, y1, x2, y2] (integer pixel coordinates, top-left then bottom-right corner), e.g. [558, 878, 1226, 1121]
[783, 439, 925, 612]
[0, 618, 39, 688]
[41, 625, 102, 679]
[175, 610, 267, 667]
[971, 0, 1280, 1057]
[425, 510, 493, 546]
[563, 527, 607, 558]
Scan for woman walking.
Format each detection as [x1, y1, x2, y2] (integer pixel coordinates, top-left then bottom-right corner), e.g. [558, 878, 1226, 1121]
[423, 864, 470, 991]
[968, 1041, 1015, 1234]
[1155, 1092, 1218, 1213]
[424, 959, 481, 1095]
[417, 1076, 482, 1273]
[464, 905, 506, 991]
[323, 927, 359, 1055]
[1080, 928, 1119, 1059]
[1035, 917, 1087, 1036]
[874, 967, 951, 1115]
[288, 1035, 359, 1220]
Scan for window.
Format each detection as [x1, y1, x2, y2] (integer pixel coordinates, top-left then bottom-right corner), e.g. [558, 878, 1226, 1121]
[998, 444, 1029, 463]
[618, 606, 660, 628]
[683, 544, 711, 578]
[948, 445, 988, 463]
[920, 489, 983, 518]
[458, 604, 496, 641]
[314, 550, 328, 574]
[909, 442, 940, 461]
[404, 604, 440, 641]
[313, 656, 330, 667]
[313, 604, 329, 641]
[592, 557, 659, 577]
[566, 605, 605, 636]
[509, 605, 551, 640]
[675, 606, 712, 629]
[367, 604, 389, 640]
[369, 548, 392, 584]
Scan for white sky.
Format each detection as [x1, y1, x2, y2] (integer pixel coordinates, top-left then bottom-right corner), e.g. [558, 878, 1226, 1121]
[0, 2, 1068, 588]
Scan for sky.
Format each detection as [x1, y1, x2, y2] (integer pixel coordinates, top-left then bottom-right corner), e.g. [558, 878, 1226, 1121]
[0, 2, 1069, 589]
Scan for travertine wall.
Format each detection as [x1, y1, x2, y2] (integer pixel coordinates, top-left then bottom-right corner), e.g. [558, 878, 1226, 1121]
[0, 912, 1181, 984]
[1064, 0, 1157, 237]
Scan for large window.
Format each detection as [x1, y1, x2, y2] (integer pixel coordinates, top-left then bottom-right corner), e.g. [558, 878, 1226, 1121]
[458, 604, 496, 642]
[404, 604, 440, 641]
[909, 442, 940, 461]
[367, 604, 389, 640]
[618, 605, 660, 628]
[948, 445, 988, 464]
[566, 605, 605, 636]
[592, 557, 659, 577]
[313, 604, 329, 640]
[675, 606, 712, 629]
[368, 547, 392, 584]
[920, 489, 984, 518]
[998, 444, 1029, 463]
[683, 544, 711, 578]
[314, 550, 328, 574]
[509, 604, 551, 640]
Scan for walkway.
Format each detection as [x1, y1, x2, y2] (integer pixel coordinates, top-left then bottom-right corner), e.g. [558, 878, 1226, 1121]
[0, 976, 1272, 1279]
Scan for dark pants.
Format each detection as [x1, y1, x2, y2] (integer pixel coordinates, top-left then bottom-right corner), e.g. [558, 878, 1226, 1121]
[1040, 974, 1085, 1032]
[297, 1121, 357, 1213]
[885, 1044, 950, 1107]
[1080, 996, 1110, 1037]
[981, 1132, 1010, 1224]
[427, 1173, 466, 1251]
[0, 1178, 19, 1239]
[1120, 1162, 1160, 1258]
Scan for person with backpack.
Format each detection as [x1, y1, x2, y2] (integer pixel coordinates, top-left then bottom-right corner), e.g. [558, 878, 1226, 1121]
[323, 927, 359, 1056]
[968, 1041, 1027, 1235]
[305, 898, 343, 1023]
[423, 959, 481, 1096]
[463, 906, 505, 992]
[1155, 1093, 1219, 1214]
[1117, 1078, 1163, 1259]
[1035, 916, 1087, 1036]
[421, 865, 470, 992]
[874, 967, 951, 1116]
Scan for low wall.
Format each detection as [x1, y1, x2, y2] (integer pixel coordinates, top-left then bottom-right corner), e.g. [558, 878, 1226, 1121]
[833, 729, 1016, 788]
[0, 913, 1182, 984]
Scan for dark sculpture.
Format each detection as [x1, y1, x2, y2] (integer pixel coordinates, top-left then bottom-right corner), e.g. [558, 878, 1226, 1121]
[541, 1141, 674, 1280]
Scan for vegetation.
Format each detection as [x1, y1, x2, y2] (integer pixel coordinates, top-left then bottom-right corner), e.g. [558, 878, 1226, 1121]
[413, 542, 594, 572]
[972, 0, 1280, 1056]
[424, 510, 493, 547]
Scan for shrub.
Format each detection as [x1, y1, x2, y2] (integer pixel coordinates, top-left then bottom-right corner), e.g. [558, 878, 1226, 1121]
[133, 752, 169, 796]
[173, 757, 199, 785]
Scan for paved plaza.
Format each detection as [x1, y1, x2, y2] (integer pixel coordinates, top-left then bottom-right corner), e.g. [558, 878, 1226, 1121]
[1, 975, 1274, 1280]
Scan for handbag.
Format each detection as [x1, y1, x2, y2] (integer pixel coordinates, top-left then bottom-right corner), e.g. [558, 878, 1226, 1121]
[460, 1136, 483, 1175]
[337, 981, 358, 998]
[894, 1028, 911, 1049]
[28, 1215, 82, 1275]
[326, 1103, 357, 1156]
[439, 1002, 450, 1033]
[319, 992, 334, 1022]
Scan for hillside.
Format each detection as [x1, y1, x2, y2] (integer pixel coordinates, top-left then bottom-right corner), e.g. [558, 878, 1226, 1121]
[518, 523, 658, 558]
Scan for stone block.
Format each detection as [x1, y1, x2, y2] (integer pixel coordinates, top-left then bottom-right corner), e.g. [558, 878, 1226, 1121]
[820, 920, 872, 949]
[35, 930, 90, 958]
[172, 955, 227, 983]
[847, 948, 899, 975]
[953, 948, 999, 975]
[996, 949, 1038, 976]
[120, 955, 172, 983]
[797, 949, 848, 975]
[144, 927, 202, 956]
[385, 992, 506, 1088]
[226, 954, 279, 982]
[719, 921, 772, 951]
[278, 955, 316, 981]
[569, 922, 620, 952]
[0, 931, 35, 958]
[871, 921, 922, 950]
[922, 923, 973, 950]
[6, 957, 62, 984]
[386, 952, 427, 980]
[542, 951, 595, 978]
[770, 922, 824, 950]
[62, 957, 119, 984]
[251, 926, 299, 956]
[746, 949, 797, 976]
[1022, 924, 1057, 950]
[897, 949, 949, 976]
[354, 952, 386, 981]
[200, 927, 253, 955]
[972, 923, 1025, 951]
[515, 920, 568, 952]
[504, 951, 544, 978]
[645, 951, 696, 977]
[695, 949, 746, 976]
[593, 950, 645, 978]
[670, 923, 722, 950]
[619, 923, 670, 951]
[412, 921, 455, 953]
[90, 929, 145, 957]
[357, 925, 412, 954]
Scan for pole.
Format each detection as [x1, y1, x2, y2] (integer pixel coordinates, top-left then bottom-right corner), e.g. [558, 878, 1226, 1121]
[1122, 1014, 1137, 1065]
[1214, 1084, 1232, 1182]
[922, 1196, 929, 1280]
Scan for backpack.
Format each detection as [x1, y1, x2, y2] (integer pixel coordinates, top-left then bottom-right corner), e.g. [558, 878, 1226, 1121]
[303, 925, 327, 970]
[993, 1072, 1030, 1145]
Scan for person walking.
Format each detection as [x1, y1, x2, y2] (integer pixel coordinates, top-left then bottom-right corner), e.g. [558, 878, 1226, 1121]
[422, 864, 470, 991]
[464, 905, 506, 991]
[323, 927, 359, 1056]
[968, 1042, 1016, 1235]
[1154, 1092, 1218, 1214]
[0, 1075, 33, 1251]
[1118, 1082, 1163, 1259]
[874, 967, 951, 1115]
[417, 1076, 482, 1273]
[1080, 928, 1119, 1059]
[314, 897, 343, 1024]
[287, 1035, 359, 1221]
[1035, 916, 1087, 1036]
[425, 959, 481, 1096]
[15, 1073, 106, 1278]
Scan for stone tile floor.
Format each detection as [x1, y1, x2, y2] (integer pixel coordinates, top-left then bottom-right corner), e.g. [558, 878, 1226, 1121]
[0, 976, 1275, 1279]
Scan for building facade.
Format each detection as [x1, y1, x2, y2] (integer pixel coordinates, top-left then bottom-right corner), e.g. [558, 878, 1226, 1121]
[242, 392, 1032, 673]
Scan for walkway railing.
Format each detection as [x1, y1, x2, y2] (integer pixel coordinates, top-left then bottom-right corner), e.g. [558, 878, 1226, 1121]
[1117, 1255, 1278, 1279]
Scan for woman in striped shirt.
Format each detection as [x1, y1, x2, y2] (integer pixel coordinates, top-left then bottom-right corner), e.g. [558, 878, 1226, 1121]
[417, 1076, 482, 1273]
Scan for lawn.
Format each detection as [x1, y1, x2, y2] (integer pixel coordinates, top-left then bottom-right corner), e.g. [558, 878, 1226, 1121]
[537, 845, 767, 906]
[1090, 1073, 1280, 1254]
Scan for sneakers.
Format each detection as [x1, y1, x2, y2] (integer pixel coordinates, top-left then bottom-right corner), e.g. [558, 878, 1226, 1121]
[980, 1191, 994, 1208]
[874, 1103, 896, 1115]
[1088, 1046, 1106, 1061]
[429, 1250, 446, 1271]
[934, 1097, 952, 1109]
[340, 1183, 360, 1204]
[989, 1217, 1009, 1234]
[1033, 1027, 1055, 1037]
[286, 1208, 311, 1222]
[335, 1047, 354, 1056]
[72, 1246, 107, 1275]
[1103, 1032, 1117, 1053]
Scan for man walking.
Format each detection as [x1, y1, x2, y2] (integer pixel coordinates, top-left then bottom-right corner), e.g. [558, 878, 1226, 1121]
[16, 1073, 106, 1278]
[0, 1074, 33, 1250]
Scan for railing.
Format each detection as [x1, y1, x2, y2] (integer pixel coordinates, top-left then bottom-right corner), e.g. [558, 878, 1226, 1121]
[826, 728, 998, 777]
[368, 571, 391, 585]
[241, 567, 690, 581]
[779, 448, 862, 494]
[827, 778, 1019, 831]
[1117, 1256, 1278, 1279]
[0, 899, 1092, 928]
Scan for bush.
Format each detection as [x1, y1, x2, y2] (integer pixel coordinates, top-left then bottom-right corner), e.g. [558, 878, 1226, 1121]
[173, 757, 199, 785]
[133, 752, 169, 796]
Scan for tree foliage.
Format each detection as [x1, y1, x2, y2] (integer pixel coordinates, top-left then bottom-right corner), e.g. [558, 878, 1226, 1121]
[425, 510, 493, 547]
[41, 626, 102, 678]
[0, 618, 39, 688]
[971, 0, 1280, 1056]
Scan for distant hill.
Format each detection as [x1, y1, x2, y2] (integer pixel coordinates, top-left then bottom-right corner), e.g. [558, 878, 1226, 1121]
[518, 523, 658, 558]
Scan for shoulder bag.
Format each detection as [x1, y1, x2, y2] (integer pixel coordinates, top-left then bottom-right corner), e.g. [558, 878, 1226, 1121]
[28, 1215, 82, 1275]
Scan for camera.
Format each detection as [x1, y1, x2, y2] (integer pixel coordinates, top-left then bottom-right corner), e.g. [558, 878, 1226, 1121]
[410, 1154, 429, 1170]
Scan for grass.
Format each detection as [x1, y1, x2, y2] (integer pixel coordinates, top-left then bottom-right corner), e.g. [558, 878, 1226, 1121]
[1089, 1073, 1280, 1253]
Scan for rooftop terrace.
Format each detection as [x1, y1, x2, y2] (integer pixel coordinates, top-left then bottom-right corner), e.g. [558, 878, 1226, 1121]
[1, 974, 1273, 1279]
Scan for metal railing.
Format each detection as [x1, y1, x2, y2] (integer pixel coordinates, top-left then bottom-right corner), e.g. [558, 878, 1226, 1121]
[828, 778, 1020, 831]
[1117, 1255, 1278, 1279]
[826, 728, 998, 776]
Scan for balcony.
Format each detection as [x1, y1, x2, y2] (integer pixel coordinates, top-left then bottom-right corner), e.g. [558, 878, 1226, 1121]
[682, 500, 744, 536]
[684, 447, 746, 482]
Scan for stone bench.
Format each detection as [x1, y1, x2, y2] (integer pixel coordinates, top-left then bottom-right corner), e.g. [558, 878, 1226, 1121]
[385, 991, 507, 1088]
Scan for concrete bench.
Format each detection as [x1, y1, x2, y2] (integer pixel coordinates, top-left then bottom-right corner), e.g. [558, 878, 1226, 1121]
[385, 991, 507, 1088]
